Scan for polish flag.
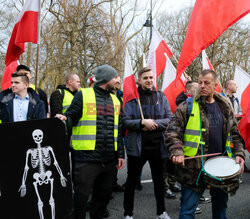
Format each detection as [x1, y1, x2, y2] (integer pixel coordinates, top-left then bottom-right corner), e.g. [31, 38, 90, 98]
[122, 48, 139, 109]
[5, 0, 40, 66]
[234, 65, 250, 115]
[147, 27, 173, 86]
[1, 61, 19, 90]
[176, 0, 250, 80]
[202, 50, 221, 92]
[238, 102, 250, 152]
[162, 54, 185, 113]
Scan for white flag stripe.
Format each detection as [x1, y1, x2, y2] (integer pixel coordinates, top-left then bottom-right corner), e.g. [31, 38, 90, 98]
[161, 53, 186, 92]
[202, 50, 210, 70]
[161, 54, 176, 92]
[234, 65, 250, 104]
[17, 0, 40, 22]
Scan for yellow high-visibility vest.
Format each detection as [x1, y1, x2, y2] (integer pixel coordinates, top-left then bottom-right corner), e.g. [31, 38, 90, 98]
[29, 84, 39, 94]
[72, 88, 120, 151]
[183, 99, 232, 157]
[58, 89, 74, 113]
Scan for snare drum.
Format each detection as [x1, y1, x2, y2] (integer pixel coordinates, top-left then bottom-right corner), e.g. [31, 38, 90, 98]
[203, 156, 241, 193]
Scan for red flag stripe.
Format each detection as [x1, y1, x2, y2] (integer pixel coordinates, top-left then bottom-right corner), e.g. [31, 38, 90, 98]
[123, 74, 139, 109]
[176, 0, 250, 79]
[1, 61, 19, 90]
[5, 11, 39, 66]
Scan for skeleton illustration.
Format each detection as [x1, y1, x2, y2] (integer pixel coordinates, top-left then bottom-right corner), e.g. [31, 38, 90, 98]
[19, 129, 67, 219]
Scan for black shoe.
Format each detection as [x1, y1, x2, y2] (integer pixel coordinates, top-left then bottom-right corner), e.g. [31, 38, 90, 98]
[165, 189, 176, 199]
[135, 181, 143, 191]
[103, 208, 109, 218]
[195, 207, 202, 214]
[113, 183, 125, 192]
[170, 184, 181, 192]
[199, 196, 211, 204]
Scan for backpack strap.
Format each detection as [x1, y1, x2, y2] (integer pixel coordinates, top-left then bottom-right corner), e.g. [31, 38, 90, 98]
[186, 97, 193, 116]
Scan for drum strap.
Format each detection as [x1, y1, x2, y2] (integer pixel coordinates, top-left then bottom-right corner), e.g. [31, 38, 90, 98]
[195, 116, 223, 186]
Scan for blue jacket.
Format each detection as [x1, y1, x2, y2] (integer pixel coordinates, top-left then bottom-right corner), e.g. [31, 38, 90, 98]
[123, 91, 172, 158]
[0, 88, 46, 122]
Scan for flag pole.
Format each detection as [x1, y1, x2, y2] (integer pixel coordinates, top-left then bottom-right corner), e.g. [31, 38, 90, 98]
[137, 98, 144, 120]
[34, 0, 41, 92]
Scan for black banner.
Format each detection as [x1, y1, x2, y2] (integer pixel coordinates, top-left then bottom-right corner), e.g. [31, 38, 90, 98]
[0, 118, 72, 219]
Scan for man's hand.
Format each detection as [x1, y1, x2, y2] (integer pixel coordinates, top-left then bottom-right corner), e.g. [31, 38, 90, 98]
[116, 158, 125, 170]
[55, 114, 67, 121]
[141, 119, 158, 131]
[235, 156, 244, 174]
[172, 155, 185, 166]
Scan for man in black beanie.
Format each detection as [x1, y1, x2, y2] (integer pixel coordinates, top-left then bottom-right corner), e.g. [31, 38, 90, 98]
[56, 64, 125, 219]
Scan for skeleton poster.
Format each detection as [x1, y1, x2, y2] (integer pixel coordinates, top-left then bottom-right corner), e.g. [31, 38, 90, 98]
[0, 118, 72, 219]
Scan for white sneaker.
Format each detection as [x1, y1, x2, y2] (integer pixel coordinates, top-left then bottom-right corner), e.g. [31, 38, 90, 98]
[156, 211, 171, 219]
[124, 216, 133, 219]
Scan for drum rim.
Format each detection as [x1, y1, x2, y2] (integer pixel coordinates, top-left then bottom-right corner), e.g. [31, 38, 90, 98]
[203, 156, 241, 180]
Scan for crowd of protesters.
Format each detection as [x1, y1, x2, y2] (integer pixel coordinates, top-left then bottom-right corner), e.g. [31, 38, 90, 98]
[0, 64, 247, 219]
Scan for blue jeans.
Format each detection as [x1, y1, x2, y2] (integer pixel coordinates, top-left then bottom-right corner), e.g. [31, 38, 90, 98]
[179, 186, 228, 219]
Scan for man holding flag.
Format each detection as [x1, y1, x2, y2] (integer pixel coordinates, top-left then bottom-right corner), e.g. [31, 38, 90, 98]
[123, 67, 172, 219]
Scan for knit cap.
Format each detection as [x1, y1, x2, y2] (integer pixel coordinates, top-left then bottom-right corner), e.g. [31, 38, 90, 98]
[94, 65, 118, 86]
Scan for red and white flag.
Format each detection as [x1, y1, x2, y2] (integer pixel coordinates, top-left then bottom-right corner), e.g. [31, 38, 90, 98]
[234, 65, 250, 115]
[202, 49, 221, 92]
[176, 0, 250, 80]
[1, 61, 19, 90]
[147, 27, 173, 86]
[238, 102, 250, 152]
[202, 50, 214, 71]
[161, 54, 185, 113]
[122, 48, 139, 109]
[5, 0, 40, 66]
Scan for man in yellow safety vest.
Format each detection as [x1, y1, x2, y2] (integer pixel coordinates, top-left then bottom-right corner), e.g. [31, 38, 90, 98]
[165, 69, 245, 219]
[56, 64, 124, 219]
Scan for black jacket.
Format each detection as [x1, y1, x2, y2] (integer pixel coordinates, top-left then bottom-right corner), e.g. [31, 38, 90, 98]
[49, 85, 78, 117]
[64, 85, 124, 163]
[36, 87, 48, 114]
[175, 91, 188, 106]
[0, 88, 46, 122]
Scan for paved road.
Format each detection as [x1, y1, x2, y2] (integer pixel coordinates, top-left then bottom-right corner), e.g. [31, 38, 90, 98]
[87, 150, 250, 219]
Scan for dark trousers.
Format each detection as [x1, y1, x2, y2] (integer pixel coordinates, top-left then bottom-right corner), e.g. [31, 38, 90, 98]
[73, 162, 116, 219]
[123, 150, 165, 216]
[162, 158, 177, 191]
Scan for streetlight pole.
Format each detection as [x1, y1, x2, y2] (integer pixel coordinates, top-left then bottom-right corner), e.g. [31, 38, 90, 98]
[143, 0, 153, 41]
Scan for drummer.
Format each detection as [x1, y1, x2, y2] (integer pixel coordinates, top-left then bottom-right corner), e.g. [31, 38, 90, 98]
[165, 69, 245, 219]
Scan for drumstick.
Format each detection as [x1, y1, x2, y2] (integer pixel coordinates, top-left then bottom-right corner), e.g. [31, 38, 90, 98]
[184, 153, 222, 160]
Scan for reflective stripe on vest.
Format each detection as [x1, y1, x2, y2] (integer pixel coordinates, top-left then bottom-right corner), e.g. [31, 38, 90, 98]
[183, 100, 202, 157]
[72, 88, 120, 151]
[58, 89, 74, 113]
[183, 99, 233, 158]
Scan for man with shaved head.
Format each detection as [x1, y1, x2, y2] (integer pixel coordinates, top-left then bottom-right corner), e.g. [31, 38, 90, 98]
[224, 79, 242, 120]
